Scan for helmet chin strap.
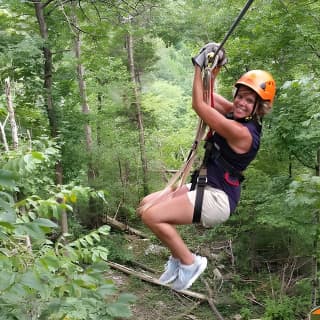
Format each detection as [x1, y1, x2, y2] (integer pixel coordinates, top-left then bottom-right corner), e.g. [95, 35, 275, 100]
[250, 98, 259, 116]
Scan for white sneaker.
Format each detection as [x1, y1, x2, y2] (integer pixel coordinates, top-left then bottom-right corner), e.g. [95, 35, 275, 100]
[172, 255, 207, 291]
[159, 256, 180, 284]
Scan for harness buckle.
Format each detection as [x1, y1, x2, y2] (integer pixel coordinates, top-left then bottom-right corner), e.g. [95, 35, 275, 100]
[197, 175, 207, 186]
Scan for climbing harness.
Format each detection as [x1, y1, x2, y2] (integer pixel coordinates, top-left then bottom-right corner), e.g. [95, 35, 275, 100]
[191, 120, 247, 223]
[138, 0, 255, 215]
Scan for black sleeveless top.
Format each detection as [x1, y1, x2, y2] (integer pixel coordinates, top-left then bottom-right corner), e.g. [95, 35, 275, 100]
[206, 118, 262, 212]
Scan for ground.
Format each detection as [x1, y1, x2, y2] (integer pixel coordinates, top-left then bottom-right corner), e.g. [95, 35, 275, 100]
[105, 230, 247, 320]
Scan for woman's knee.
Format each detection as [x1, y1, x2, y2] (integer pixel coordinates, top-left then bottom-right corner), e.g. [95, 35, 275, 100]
[140, 208, 151, 225]
[140, 207, 158, 227]
[139, 195, 149, 208]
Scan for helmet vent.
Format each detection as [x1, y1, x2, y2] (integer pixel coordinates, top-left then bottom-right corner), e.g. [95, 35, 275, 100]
[260, 82, 266, 90]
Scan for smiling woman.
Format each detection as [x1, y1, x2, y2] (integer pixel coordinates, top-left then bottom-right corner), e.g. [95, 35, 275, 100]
[138, 42, 276, 292]
[233, 87, 257, 119]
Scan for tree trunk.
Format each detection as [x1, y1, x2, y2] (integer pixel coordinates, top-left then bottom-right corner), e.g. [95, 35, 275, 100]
[97, 91, 102, 147]
[33, 0, 58, 138]
[0, 116, 9, 152]
[312, 149, 320, 307]
[126, 32, 149, 195]
[70, 1, 95, 183]
[33, 0, 67, 234]
[5, 77, 19, 149]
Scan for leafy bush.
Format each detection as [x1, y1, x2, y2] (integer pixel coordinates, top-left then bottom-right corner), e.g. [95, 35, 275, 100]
[263, 297, 296, 320]
[0, 141, 135, 319]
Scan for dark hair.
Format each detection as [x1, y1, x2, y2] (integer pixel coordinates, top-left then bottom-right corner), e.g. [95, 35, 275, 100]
[256, 99, 272, 116]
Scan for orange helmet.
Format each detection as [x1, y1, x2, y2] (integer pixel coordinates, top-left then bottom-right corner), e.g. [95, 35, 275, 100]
[235, 70, 276, 105]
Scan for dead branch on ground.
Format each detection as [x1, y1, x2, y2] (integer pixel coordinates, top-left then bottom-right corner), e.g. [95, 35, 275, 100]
[107, 260, 208, 301]
[202, 278, 225, 320]
[105, 215, 149, 239]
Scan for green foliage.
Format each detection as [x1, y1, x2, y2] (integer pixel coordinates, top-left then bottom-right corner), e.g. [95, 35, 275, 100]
[263, 297, 296, 320]
[100, 232, 134, 263]
[0, 141, 135, 319]
[0, 225, 136, 320]
[274, 76, 320, 169]
[1, 0, 320, 318]
[0, 137, 60, 197]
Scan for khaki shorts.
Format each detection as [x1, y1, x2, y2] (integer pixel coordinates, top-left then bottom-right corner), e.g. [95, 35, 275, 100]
[186, 184, 230, 228]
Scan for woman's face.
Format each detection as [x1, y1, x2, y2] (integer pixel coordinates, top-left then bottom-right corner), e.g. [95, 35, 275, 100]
[233, 86, 257, 119]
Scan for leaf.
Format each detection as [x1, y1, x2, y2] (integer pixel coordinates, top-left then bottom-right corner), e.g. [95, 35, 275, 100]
[84, 235, 94, 246]
[96, 246, 109, 261]
[28, 211, 36, 220]
[79, 238, 88, 247]
[0, 169, 16, 188]
[0, 204, 16, 223]
[20, 270, 43, 291]
[1, 282, 28, 303]
[107, 302, 133, 318]
[97, 225, 110, 236]
[39, 255, 60, 271]
[0, 221, 14, 230]
[33, 218, 58, 228]
[96, 283, 116, 296]
[51, 204, 59, 219]
[0, 271, 15, 290]
[91, 232, 100, 242]
[0, 191, 14, 207]
[31, 151, 44, 160]
[15, 222, 46, 239]
[69, 193, 77, 203]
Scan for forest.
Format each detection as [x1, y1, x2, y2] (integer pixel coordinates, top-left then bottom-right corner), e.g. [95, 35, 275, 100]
[0, 0, 319, 319]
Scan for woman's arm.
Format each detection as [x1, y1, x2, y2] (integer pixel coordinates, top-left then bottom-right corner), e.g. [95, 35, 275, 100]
[213, 92, 233, 114]
[192, 66, 252, 154]
[208, 67, 233, 114]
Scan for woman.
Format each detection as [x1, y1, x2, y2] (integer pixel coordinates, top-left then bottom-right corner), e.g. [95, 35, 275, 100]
[138, 43, 276, 291]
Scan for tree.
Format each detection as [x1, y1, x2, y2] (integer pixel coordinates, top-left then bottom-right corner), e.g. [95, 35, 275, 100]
[5, 78, 19, 149]
[66, 1, 96, 182]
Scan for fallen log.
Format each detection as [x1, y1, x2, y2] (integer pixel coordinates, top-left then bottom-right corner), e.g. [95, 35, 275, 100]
[107, 260, 208, 301]
[105, 215, 149, 239]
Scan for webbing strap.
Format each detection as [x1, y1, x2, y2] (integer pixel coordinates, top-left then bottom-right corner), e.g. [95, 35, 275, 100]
[192, 68, 215, 223]
[192, 168, 207, 223]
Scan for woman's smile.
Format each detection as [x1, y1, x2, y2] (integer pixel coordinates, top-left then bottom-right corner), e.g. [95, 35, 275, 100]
[233, 86, 257, 119]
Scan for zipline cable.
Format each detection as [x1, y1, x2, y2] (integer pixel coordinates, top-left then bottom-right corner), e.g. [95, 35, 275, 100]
[211, 0, 255, 61]
[138, 0, 255, 214]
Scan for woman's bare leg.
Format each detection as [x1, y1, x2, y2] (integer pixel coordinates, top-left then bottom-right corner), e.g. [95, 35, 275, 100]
[137, 185, 188, 215]
[140, 186, 195, 265]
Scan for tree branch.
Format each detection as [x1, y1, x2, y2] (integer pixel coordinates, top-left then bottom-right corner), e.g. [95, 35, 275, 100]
[105, 215, 149, 239]
[202, 279, 225, 320]
[107, 260, 208, 301]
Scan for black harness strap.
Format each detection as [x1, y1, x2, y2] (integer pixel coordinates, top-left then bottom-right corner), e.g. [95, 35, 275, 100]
[192, 167, 207, 223]
[191, 140, 214, 223]
[211, 142, 245, 183]
[191, 139, 244, 223]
